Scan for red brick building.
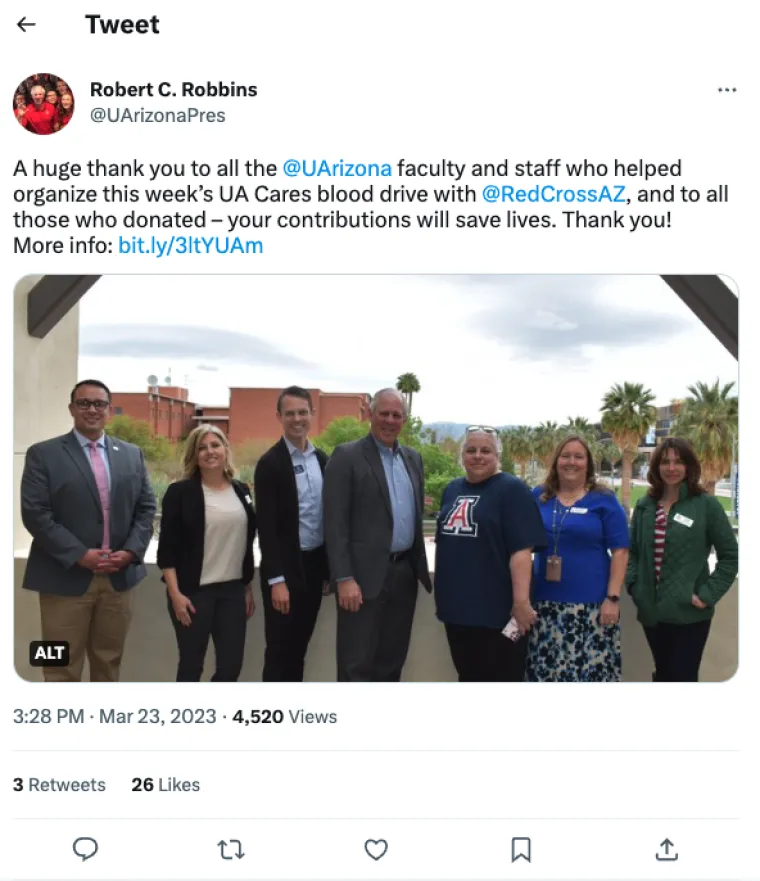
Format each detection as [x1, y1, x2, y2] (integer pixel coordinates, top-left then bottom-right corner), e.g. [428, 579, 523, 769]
[110, 386, 197, 442]
[110, 386, 370, 444]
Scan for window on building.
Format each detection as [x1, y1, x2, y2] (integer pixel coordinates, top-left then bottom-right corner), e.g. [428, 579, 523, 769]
[114, 406, 122, 415]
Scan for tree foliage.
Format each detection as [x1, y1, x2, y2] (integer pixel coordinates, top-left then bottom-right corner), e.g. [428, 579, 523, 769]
[673, 380, 738, 493]
[106, 414, 174, 462]
[501, 426, 534, 480]
[534, 421, 562, 469]
[396, 372, 421, 416]
[562, 416, 597, 446]
[311, 416, 369, 455]
[312, 413, 461, 513]
[600, 382, 656, 511]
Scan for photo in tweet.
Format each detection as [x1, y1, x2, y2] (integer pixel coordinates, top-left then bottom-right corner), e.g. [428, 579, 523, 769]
[13, 273, 738, 683]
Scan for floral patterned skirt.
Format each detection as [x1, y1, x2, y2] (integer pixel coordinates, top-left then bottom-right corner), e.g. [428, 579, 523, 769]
[525, 601, 621, 682]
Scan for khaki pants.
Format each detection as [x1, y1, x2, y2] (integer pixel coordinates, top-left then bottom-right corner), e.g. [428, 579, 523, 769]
[38, 575, 134, 682]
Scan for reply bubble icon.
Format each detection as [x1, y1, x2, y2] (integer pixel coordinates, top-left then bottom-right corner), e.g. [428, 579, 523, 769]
[72, 837, 99, 861]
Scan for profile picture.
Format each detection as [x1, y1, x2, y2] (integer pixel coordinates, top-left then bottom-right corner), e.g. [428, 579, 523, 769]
[13, 72, 74, 135]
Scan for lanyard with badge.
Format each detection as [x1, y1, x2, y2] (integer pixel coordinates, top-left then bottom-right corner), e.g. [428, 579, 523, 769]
[546, 498, 574, 582]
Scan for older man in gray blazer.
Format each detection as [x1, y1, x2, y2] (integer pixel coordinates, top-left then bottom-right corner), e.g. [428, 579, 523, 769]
[21, 379, 156, 682]
[323, 388, 432, 681]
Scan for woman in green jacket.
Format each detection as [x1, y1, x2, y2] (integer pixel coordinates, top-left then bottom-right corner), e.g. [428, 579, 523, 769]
[626, 437, 737, 682]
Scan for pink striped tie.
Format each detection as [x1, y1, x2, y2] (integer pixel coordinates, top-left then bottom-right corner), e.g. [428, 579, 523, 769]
[88, 442, 111, 550]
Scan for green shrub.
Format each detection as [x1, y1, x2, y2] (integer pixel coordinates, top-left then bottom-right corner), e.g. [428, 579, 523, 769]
[106, 414, 176, 462]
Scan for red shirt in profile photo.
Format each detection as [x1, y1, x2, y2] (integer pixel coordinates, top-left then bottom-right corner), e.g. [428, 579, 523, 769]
[20, 100, 56, 134]
[17, 83, 57, 135]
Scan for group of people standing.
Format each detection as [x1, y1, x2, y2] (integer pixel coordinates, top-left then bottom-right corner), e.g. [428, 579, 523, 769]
[436, 429, 737, 683]
[157, 385, 431, 682]
[14, 74, 75, 134]
[20, 380, 738, 684]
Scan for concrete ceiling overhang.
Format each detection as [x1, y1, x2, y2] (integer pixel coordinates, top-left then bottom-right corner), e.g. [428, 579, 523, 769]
[27, 275, 101, 339]
[660, 275, 738, 360]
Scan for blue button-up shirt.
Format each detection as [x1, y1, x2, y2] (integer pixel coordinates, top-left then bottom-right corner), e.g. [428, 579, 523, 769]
[74, 428, 112, 491]
[286, 437, 324, 551]
[269, 438, 324, 586]
[373, 436, 416, 552]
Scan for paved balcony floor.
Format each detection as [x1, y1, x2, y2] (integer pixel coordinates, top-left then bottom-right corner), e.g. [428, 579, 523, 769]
[13, 540, 738, 682]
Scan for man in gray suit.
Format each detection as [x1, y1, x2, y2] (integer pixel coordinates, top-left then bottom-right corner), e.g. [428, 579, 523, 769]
[21, 379, 156, 682]
[323, 388, 432, 681]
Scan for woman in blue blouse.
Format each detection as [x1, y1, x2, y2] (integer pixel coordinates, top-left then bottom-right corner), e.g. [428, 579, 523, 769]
[526, 435, 630, 682]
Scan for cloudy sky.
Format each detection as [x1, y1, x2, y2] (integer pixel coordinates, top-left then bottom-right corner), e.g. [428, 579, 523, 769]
[78, 275, 738, 425]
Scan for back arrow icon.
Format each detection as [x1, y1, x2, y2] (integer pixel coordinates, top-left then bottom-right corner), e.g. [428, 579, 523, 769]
[18, 16, 37, 32]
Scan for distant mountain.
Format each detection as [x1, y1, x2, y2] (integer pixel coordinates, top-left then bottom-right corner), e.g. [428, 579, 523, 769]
[424, 422, 516, 440]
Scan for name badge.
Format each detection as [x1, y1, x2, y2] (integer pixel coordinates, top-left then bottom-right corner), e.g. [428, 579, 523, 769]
[293, 464, 305, 474]
[570, 507, 588, 514]
[674, 513, 694, 527]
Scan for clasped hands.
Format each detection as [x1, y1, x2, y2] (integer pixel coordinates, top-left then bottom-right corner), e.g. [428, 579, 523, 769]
[77, 548, 135, 574]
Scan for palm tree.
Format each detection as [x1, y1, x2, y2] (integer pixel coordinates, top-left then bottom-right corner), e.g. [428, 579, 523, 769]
[421, 426, 438, 444]
[562, 416, 597, 445]
[601, 382, 656, 512]
[502, 426, 534, 481]
[673, 380, 738, 494]
[396, 372, 421, 416]
[534, 421, 561, 470]
[596, 439, 621, 484]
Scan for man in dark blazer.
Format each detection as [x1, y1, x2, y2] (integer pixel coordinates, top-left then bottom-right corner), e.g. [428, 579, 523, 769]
[254, 386, 329, 681]
[21, 379, 156, 682]
[323, 387, 432, 681]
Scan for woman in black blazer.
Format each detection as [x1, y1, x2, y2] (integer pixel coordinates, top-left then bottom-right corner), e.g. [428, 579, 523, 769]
[157, 424, 257, 681]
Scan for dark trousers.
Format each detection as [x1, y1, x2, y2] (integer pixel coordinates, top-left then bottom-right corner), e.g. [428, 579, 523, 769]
[262, 549, 324, 682]
[445, 622, 528, 682]
[643, 619, 712, 682]
[168, 580, 247, 682]
[337, 557, 418, 682]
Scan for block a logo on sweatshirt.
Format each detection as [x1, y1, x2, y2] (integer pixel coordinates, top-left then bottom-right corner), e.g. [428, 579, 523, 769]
[441, 495, 480, 537]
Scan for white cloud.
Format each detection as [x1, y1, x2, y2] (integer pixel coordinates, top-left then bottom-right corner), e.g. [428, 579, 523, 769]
[78, 275, 737, 426]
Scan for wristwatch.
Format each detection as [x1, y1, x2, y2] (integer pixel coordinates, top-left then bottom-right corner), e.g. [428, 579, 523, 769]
[605, 594, 620, 603]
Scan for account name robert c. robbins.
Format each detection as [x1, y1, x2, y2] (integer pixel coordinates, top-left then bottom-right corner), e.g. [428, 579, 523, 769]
[90, 81, 258, 97]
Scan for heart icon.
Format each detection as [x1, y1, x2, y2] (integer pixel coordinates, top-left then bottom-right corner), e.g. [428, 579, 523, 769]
[364, 839, 388, 861]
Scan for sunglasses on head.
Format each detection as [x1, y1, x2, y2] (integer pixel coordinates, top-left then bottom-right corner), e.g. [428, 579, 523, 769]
[466, 425, 498, 435]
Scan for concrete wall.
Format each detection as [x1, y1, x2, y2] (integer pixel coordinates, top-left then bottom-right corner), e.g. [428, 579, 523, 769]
[14, 276, 80, 553]
[13, 557, 739, 683]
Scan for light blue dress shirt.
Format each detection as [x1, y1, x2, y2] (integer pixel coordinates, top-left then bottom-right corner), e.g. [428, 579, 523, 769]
[74, 428, 112, 491]
[373, 436, 416, 553]
[269, 437, 324, 586]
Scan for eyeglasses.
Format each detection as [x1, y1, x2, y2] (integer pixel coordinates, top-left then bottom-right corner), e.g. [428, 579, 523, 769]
[466, 425, 498, 435]
[74, 398, 110, 411]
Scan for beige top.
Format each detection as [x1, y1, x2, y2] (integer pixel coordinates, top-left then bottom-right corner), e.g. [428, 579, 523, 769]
[199, 483, 248, 586]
